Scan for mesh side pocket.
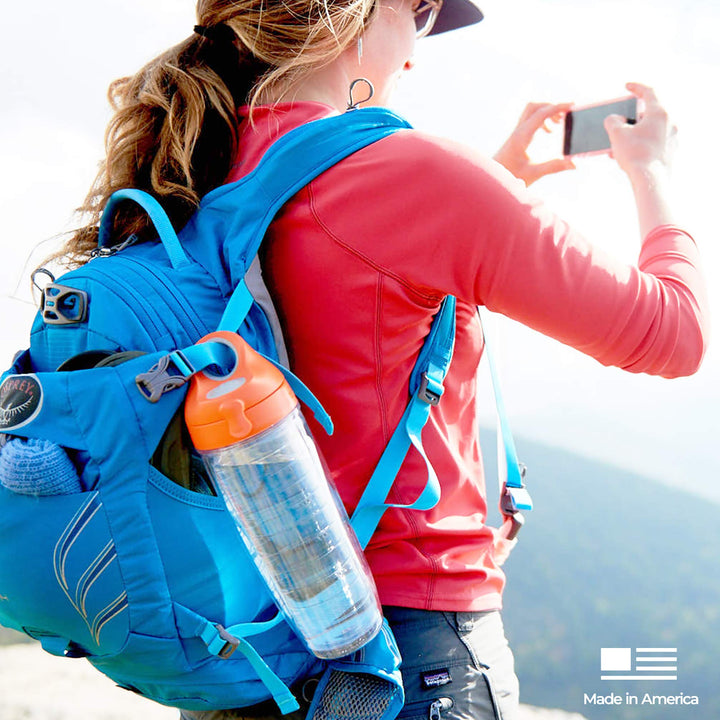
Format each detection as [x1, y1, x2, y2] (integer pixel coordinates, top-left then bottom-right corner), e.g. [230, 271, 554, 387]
[309, 670, 402, 720]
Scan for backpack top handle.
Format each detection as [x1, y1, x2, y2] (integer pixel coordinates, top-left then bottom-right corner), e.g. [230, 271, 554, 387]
[97, 188, 190, 270]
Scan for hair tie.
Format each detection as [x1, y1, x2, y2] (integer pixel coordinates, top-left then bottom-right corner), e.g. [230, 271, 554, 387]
[192, 23, 268, 109]
[194, 24, 236, 44]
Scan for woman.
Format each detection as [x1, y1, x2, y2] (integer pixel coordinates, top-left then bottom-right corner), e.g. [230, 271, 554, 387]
[60, 0, 709, 718]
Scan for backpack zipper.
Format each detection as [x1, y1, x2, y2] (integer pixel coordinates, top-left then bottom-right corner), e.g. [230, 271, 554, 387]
[429, 697, 453, 720]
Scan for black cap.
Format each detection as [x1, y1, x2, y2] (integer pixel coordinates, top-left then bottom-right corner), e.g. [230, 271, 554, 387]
[428, 0, 484, 36]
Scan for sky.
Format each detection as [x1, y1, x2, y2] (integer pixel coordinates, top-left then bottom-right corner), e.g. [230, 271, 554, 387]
[1, 0, 718, 502]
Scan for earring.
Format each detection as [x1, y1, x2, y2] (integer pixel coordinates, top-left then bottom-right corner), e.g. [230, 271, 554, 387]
[357, 35, 363, 63]
[347, 78, 374, 111]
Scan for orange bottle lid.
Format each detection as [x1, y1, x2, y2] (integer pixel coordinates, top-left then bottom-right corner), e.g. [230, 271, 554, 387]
[184, 331, 298, 451]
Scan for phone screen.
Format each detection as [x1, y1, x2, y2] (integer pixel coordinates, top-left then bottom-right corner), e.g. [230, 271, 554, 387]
[563, 97, 638, 156]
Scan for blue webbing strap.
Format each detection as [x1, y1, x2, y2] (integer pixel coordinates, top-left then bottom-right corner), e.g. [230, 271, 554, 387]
[168, 342, 235, 379]
[98, 189, 190, 270]
[135, 341, 236, 403]
[199, 613, 299, 714]
[350, 297, 456, 550]
[478, 308, 532, 524]
[227, 637, 298, 714]
[167, 336, 335, 438]
[215, 278, 334, 435]
[262, 355, 334, 436]
[217, 279, 255, 334]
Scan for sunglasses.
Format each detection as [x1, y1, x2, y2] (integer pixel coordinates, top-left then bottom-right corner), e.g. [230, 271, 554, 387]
[414, 0, 443, 38]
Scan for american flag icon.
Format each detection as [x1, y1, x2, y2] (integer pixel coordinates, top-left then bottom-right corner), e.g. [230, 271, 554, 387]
[601, 648, 678, 681]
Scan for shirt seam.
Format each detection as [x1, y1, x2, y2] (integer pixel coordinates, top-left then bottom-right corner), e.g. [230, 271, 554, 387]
[374, 274, 390, 443]
[307, 181, 443, 305]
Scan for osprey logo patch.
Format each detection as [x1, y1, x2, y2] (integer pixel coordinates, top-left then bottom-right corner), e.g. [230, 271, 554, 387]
[0, 375, 43, 431]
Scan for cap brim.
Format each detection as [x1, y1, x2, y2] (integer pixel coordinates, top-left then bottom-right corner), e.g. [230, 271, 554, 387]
[428, 0, 483, 36]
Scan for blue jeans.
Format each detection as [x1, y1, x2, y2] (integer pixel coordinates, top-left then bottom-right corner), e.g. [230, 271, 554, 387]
[180, 607, 519, 720]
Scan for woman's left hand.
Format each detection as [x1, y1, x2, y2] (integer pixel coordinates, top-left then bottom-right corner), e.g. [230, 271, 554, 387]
[494, 102, 575, 186]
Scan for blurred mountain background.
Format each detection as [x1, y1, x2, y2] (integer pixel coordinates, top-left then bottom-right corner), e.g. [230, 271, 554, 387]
[488, 432, 720, 719]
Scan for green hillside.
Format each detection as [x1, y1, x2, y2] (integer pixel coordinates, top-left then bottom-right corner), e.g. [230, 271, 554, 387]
[492, 433, 720, 720]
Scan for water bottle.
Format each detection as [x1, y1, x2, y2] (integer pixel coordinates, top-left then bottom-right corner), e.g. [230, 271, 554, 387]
[184, 331, 382, 659]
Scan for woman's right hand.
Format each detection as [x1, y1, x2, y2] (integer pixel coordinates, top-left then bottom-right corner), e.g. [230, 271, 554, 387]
[605, 83, 679, 235]
[604, 82, 677, 177]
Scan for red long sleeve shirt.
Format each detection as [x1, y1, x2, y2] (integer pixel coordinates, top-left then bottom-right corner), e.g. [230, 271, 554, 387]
[229, 102, 709, 612]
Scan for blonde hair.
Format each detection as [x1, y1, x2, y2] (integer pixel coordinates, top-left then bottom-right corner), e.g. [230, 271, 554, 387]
[58, 0, 376, 267]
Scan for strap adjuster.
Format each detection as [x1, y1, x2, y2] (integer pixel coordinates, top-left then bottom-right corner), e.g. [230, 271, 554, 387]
[500, 483, 533, 515]
[212, 624, 240, 660]
[500, 487, 528, 542]
[418, 372, 443, 406]
[135, 354, 188, 403]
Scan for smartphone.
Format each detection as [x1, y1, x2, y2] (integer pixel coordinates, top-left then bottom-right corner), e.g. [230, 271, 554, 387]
[563, 96, 639, 157]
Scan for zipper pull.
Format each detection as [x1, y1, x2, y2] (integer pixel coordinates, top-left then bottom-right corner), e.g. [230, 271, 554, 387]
[429, 698, 453, 720]
[90, 233, 140, 259]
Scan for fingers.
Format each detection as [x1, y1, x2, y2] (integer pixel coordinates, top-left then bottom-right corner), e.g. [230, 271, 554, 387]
[517, 102, 550, 125]
[625, 81, 660, 112]
[496, 100, 577, 185]
[515, 102, 572, 144]
[604, 83, 676, 174]
[523, 102, 573, 128]
[604, 111, 644, 153]
[625, 82, 673, 132]
[604, 114, 628, 132]
[617, 83, 672, 134]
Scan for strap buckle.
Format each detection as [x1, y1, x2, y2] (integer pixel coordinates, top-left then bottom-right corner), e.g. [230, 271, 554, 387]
[213, 624, 240, 660]
[503, 512, 525, 542]
[418, 372, 443, 406]
[500, 487, 527, 542]
[500, 464, 531, 541]
[500, 484, 533, 515]
[135, 354, 188, 403]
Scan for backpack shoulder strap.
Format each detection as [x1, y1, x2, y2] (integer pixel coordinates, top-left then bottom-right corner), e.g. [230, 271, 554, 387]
[350, 296, 457, 549]
[210, 108, 411, 433]
[350, 303, 534, 553]
[210, 107, 411, 326]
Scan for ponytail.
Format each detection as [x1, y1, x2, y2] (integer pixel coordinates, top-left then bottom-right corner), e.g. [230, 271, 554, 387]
[56, 0, 375, 268]
[59, 30, 267, 266]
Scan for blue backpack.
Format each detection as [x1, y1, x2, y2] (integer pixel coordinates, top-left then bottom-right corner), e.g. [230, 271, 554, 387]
[0, 108, 459, 716]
